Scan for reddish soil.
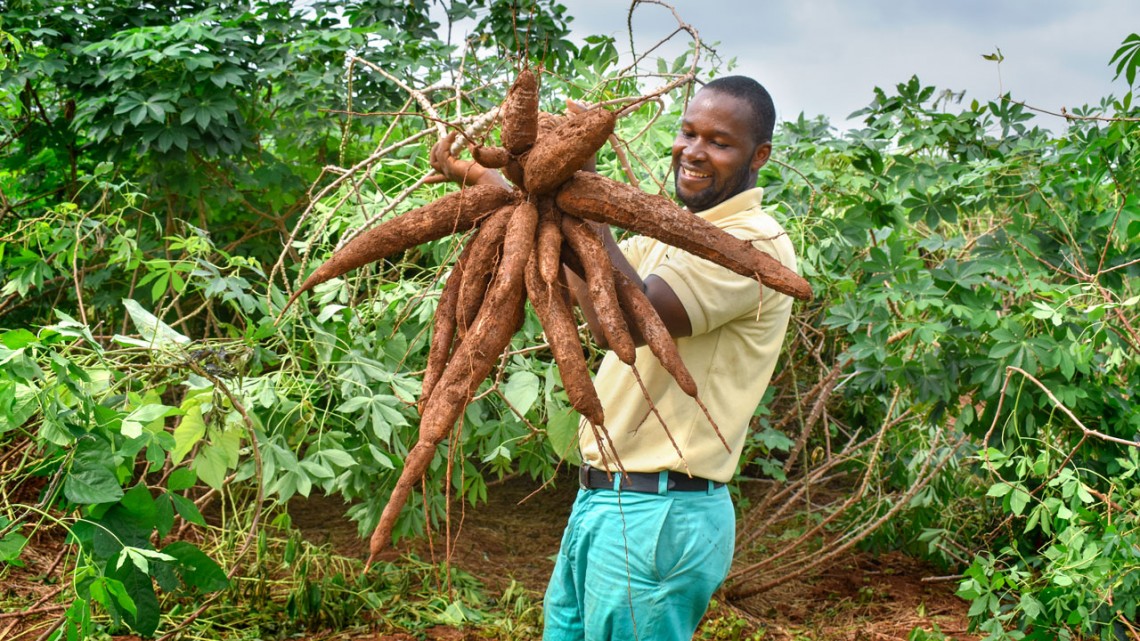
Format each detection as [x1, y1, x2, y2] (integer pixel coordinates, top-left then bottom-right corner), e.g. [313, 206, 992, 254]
[1, 469, 976, 641]
[288, 470, 574, 594]
[287, 470, 978, 641]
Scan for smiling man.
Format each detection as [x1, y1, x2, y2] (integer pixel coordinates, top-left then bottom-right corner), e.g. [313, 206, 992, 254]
[542, 76, 799, 641]
[427, 75, 798, 641]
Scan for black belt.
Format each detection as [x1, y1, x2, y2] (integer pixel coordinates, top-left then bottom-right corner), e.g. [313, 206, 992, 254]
[579, 465, 725, 493]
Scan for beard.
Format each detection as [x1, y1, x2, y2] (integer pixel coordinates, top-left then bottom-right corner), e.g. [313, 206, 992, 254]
[673, 159, 755, 213]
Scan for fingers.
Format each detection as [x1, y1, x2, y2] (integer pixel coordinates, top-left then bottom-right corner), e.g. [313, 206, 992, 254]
[429, 131, 480, 185]
[430, 131, 458, 172]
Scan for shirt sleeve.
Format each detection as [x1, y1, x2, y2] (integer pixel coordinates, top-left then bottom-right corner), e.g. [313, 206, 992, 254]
[652, 233, 791, 337]
[617, 234, 648, 272]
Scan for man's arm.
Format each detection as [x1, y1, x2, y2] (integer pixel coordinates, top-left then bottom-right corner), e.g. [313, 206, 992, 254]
[426, 131, 511, 190]
[564, 221, 692, 348]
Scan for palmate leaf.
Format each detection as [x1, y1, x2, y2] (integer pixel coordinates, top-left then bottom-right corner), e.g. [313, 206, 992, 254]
[1110, 33, 1140, 86]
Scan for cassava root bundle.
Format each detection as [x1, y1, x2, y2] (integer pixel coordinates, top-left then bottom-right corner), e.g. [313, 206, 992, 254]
[282, 67, 812, 566]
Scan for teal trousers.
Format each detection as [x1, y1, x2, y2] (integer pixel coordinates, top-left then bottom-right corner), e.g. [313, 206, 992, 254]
[543, 481, 735, 641]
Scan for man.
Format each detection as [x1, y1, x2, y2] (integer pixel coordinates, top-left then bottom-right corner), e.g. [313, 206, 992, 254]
[431, 76, 796, 641]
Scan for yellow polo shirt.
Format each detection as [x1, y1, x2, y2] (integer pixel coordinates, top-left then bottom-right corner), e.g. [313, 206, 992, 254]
[578, 188, 797, 483]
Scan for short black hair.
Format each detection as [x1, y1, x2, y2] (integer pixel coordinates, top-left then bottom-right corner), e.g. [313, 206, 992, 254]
[700, 76, 775, 146]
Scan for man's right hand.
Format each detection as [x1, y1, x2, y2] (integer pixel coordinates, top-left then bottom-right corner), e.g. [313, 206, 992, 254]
[426, 131, 508, 188]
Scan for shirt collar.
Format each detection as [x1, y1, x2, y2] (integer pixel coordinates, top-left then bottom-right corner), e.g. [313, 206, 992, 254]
[693, 187, 765, 223]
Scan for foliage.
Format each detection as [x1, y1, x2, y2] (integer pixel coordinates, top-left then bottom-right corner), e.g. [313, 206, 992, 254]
[1111, 33, 1140, 87]
[0, 0, 576, 328]
[743, 64, 1139, 639]
[0, 1, 579, 637]
[696, 598, 767, 640]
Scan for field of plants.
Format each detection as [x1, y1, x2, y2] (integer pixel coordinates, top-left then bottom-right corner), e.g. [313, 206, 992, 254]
[1, 1, 1138, 640]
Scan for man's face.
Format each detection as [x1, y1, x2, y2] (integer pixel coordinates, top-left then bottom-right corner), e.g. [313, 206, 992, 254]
[671, 90, 771, 212]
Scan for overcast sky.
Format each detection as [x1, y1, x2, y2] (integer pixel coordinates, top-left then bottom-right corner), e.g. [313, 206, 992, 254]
[547, 0, 1140, 130]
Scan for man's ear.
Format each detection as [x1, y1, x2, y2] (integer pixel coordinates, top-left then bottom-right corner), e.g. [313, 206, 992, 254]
[750, 142, 772, 172]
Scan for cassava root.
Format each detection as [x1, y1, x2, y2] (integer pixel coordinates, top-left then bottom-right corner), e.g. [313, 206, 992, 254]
[285, 67, 812, 564]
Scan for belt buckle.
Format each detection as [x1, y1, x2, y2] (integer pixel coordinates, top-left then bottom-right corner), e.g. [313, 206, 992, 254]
[579, 465, 589, 489]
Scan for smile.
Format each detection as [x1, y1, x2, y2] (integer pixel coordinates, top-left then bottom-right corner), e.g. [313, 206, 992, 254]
[680, 166, 710, 179]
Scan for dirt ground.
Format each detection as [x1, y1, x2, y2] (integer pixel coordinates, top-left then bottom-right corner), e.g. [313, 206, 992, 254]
[1, 469, 976, 641]
[287, 470, 979, 641]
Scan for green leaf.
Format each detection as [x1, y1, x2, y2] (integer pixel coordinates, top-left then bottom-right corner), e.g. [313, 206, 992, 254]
[64, 465, 124, 505]
[130, 104, 148, 126]
[370, 395, 407, 444]
[108, 561, 160, 636]
[102, 576, 137, 619]
[192, 438, 233, 490]
[122, 403, 177, 439]
[1009, 487, 1031, 515]
[300, 458, 334, 480]
[118, 547, 176, 575]
[988, 341, 1019, 359]
[154, 492, 175, 539]
[986, 482, 1013, 498]
[171, 405, 206, 465]
[150, 273, 168, 302]
[162, 541, 229, 593]
[167, 468, 197, 492]
[546, 406, 582, 465]
[0, 381, 38, 434]
[1076, 482, 1094, 504]
[116, 299, 190, 348]
[190, 425, 243, 491]
[1019, 593, 1043, 620]
[0, 329, 38, 349]
[315, 449, 357, 468]
[119, 484, 159, 524]
[1110, 33, 1140, 86]
[337, 396, 369, 413]
[967, 594, 990, 617]
[368, 444, 395, 470]
[170, 492, 206, 527]
[0, 532, 28, 564]
[502, 371, 540, 417]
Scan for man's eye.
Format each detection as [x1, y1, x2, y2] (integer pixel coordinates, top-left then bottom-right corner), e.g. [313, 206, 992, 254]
[712, 141, 729, 149]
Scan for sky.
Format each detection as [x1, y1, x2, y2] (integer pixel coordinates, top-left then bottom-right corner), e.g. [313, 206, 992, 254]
[539, 0, 1140, 130]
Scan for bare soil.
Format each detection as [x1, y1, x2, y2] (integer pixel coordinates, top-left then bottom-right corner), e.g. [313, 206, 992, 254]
[1, 470, 977, 641]
[287, 470, 978, 641]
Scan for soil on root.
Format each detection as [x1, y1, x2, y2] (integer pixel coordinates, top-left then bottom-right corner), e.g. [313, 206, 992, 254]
[288, 470, 978, 641]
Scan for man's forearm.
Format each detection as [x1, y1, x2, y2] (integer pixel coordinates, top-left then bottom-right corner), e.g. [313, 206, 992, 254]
[591, 221, 645, 292]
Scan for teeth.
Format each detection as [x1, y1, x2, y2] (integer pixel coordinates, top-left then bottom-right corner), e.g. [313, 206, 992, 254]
[683, 167, 709, 179]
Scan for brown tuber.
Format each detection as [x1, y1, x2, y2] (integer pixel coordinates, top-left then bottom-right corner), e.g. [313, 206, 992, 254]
[283, 184, 515, 312]
[285, 67, 812, 563]
[499, 68, 539, 155]
[524, 108, 616, 195]
[556, 172, 812, 301]
[366, 199, 537, 565]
